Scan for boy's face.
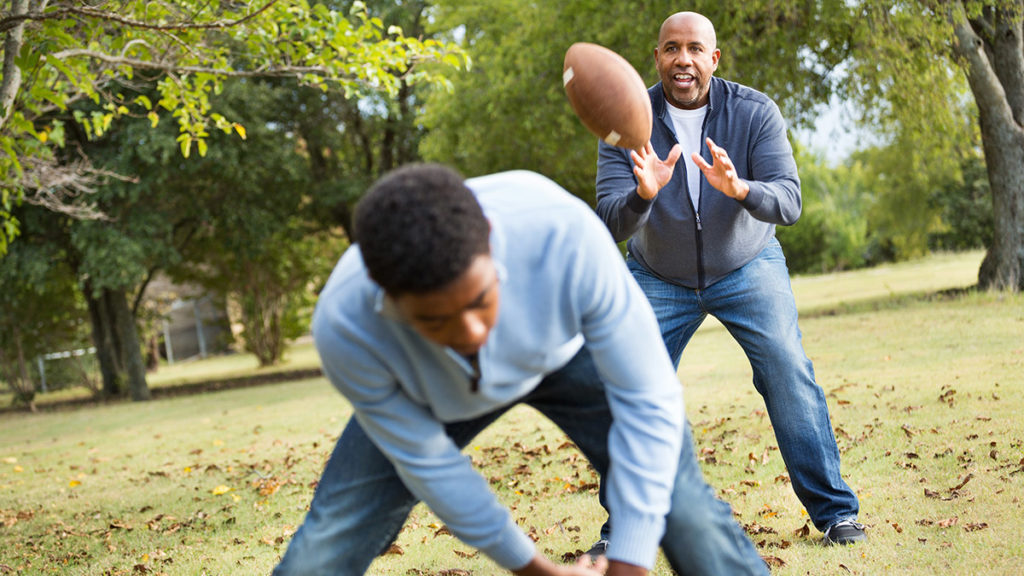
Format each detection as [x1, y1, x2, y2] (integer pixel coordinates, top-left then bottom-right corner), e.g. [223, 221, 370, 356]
[392, 254, 500, 357]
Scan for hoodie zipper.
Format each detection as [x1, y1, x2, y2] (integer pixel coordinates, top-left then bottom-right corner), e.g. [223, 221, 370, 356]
[694, 107, 712, 290]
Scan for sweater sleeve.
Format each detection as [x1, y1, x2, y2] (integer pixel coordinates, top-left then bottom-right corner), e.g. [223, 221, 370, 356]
[571, 212, 685, 568]
[312, 313, 537, 571]
[595, 140, 654, 243]
[737, 99, 802, 226]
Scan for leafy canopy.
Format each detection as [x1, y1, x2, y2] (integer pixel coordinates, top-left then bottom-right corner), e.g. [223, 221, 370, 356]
[0, 0, 467, 254]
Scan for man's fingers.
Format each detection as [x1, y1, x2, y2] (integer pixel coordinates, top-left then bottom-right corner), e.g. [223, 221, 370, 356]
[691, 151, 711, 171]
[664, 144, 683, 167]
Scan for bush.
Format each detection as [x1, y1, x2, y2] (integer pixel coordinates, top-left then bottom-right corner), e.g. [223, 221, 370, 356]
[779, 149, 869, 274]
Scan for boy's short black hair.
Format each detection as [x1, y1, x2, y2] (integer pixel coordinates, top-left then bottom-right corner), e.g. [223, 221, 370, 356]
[353, 163, 490, 296]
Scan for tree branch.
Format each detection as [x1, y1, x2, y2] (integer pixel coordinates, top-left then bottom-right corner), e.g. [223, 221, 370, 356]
[1, 0, 30, 131]
[47, 48, 418, 83]
[0, 0, 279, 35]
[19, 155, 136, 221]
[950, 3, 1017, 128]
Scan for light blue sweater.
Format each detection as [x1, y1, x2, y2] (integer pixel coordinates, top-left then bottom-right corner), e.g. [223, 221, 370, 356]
[312, 170, 684, 570]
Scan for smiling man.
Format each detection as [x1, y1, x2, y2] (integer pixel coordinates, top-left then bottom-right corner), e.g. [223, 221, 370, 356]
[593, 11, 865, 552]
[272, 164, 767, 576]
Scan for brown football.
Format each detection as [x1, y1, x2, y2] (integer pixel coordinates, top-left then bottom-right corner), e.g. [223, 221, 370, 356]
[563, 42, 652, 150]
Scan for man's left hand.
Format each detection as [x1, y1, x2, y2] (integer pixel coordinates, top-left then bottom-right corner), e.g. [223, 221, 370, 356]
[692, 137, 749, 201]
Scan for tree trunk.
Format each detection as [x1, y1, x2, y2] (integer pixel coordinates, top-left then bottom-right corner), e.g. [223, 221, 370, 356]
[240, 289, 285, 367]
[83, 283, 151, 399]
[85, 281, 124, 397]
[108, 288, 151, 401]
[0, 324, 37, 410]
[953, 6, 1024, 291]
[0, 0, 28, 130]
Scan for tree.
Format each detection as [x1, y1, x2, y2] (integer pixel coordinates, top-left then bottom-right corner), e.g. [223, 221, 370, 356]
[0, 205, 88, 409]
[946, 3, 1023, 290]
[152, 78, 342, 367]
[0, 0, 466, 255]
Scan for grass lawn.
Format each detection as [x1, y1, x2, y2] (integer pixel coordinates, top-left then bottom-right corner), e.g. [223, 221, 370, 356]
[1, 250, 1022, 575]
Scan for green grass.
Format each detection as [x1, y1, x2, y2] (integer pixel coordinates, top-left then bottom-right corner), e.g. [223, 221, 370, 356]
[2, 249, 1023, 575]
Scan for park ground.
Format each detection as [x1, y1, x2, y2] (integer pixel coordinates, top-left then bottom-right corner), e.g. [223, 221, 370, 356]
[1, 250, 1022, 575]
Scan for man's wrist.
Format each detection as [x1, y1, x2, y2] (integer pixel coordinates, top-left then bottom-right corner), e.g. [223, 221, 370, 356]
[636, 184, 657, 201]
[731, 179, 750, 201]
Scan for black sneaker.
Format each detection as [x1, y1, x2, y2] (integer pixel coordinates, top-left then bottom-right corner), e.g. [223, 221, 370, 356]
[582, 539, 609, 560]
[824, 520, 867, 545]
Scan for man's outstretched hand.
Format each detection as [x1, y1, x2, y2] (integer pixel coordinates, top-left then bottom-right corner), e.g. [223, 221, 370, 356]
[513, 552, 648, 576]
[692, 137, 749, 201]
[631, 142, 683, 201]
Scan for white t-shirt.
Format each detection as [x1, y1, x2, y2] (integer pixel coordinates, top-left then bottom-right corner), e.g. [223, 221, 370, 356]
[666, 103, 707, 210]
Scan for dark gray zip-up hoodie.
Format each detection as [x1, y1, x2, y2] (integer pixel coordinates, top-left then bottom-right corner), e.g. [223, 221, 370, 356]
[595, 77, 801, 289]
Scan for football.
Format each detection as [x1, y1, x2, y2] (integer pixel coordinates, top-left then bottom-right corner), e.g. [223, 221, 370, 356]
[563, 42, 652, 150]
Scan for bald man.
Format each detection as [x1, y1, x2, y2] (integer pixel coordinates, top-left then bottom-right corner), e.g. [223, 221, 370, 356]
[590, 11, 865, 555]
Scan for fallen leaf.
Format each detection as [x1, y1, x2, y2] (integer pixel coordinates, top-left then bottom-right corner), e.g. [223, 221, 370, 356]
[211, 485, 232, 495]
[949, 473, 974, 492]
[938, 516, 959, 528]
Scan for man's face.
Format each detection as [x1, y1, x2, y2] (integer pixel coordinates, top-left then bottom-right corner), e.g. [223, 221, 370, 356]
[655, 13, 720, 110]
[392, 254, 500, 357]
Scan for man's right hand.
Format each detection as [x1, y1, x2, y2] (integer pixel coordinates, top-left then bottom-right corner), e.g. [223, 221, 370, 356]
[513, 552, 611, 576]
[630, 142, 682, 200]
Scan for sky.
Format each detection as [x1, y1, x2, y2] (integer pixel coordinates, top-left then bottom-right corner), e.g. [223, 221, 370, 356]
[793, 96, 878, 166]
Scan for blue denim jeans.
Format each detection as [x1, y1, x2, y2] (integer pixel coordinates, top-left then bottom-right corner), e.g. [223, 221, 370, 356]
[273, 349, 767, 575]
[627, 238, 859, 532]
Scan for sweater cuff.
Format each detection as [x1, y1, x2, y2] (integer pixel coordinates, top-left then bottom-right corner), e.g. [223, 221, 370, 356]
[482, 517, 537, 571]
[626, 189, 654, 214]
[738, 180, 763, 211]
[605, 513, 666, 569]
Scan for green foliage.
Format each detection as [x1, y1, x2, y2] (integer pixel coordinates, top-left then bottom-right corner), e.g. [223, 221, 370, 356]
[851, 127, 971, 263]
[0, 208, 90, 402]
[86, 77, 346, 367]
[0, 0, 467, 254]
[928, 152, 993, 251]
[778, 147, 870, 274]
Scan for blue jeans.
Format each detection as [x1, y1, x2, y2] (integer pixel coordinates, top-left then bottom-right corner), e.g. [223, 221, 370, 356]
[627, 238, 859, 532]
[273, 349, 767, 575]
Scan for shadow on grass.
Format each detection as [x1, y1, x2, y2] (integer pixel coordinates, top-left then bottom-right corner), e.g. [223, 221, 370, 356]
[800, 284, 979, 320]
[0, 367, 324, 415]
